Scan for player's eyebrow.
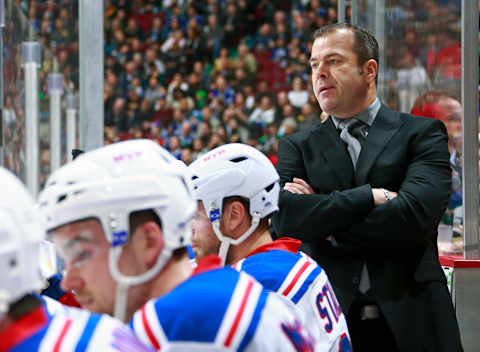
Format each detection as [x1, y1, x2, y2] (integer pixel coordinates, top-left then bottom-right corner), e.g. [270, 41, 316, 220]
[63, 234, 95, 250]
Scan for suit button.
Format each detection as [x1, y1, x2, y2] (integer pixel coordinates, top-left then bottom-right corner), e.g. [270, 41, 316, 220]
[352, 276, 360, 284]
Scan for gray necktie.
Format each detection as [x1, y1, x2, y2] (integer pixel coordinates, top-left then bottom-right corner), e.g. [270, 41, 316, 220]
[339, 118, 367, 168]
[339, 118, 371, 293]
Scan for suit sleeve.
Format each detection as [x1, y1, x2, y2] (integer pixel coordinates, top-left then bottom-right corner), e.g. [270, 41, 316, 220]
[338, 118, 451, 250]
[272, 134, 375, 242]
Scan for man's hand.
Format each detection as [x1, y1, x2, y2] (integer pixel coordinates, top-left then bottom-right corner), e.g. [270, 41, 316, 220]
[372, 188, 398, 206]
[284, 178, 315, 194]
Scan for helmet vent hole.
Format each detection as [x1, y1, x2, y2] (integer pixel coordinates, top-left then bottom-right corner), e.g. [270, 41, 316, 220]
[9, 258, 16, 267]
[230, 157, 247, 163]
[265, 183, 275, 192]
[262, 197, 266, 201]
[57, 194, 67, 203]
[192, 175, 199, 180]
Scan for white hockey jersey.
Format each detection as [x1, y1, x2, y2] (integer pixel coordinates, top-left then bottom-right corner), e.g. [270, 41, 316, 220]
[0, 296, 152, 352]
[130, 255, 318, 351]
[232, 238, 352, 352]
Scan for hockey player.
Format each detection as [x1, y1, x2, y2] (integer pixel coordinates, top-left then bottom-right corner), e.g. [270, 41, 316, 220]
[39, 139, 317, 351]
[189, 143, 352, 352]
[0, 167, 151, 352]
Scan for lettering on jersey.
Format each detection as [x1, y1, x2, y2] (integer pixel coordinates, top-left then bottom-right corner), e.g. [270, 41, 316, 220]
[315, 281, 344, 333]
[113, 151, 143, 163]
[316, 290, 333, 333]
[323, 282, 342, 322]
[338, 333, 353, 352]
[280, 320, 315, 352]
[202, 149, 226, 162]
[111, 327, 154, 352]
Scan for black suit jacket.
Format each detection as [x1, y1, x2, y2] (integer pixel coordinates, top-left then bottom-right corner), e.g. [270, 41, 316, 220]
[272, 104, 463, 352]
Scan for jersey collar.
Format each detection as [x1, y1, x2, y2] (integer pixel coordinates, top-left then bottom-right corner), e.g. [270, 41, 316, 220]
[192, 254, 222, 276]
[244, 237, 302, 258]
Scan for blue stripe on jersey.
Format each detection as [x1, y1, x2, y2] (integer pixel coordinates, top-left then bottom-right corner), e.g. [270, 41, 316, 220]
[240, 251, 300, 292]
[154, 267, 239, 343]
[237, 289, 268, 352]
[291, 266, 322, 304]
[75, 314, 101, 352]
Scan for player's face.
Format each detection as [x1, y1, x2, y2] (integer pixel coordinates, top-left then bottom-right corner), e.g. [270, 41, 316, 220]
[50, 218, 147, 319]
[310, 29, 372, 118]
[191, 201, 220, 260]
[50, 219, 116, 315]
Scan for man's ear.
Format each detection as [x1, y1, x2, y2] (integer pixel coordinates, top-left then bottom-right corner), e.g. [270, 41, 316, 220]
[134, 221, 164, 268]
[222, 201, 247, 239]
[364, 59, 378, 84]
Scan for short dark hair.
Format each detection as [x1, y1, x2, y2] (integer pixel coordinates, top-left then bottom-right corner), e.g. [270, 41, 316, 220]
[313, 23, 379, 84]
[129, 209, 162, 234]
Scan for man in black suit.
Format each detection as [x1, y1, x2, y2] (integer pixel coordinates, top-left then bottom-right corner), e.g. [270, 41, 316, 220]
[272, 23, 463, 352]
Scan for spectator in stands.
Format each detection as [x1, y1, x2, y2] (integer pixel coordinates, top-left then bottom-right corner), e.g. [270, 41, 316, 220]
[288, 76, 310, 111]
[249, 94, 276, 132]
[168, 135, 182, 159]
[212, 47, 234, 78]
[211, 75, 235, 105]
[202, 14, 224, 60]
[221, 3, 244, 49]
[410, 90, 462, 153]
[192, 138, 207, 160]
[395, 50, 431, 113]
[233, 43, 258, 78]
[298, 102, 321, 131]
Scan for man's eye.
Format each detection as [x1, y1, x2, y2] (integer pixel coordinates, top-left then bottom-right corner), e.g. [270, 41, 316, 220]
[329, 59, 337, 64]
[72, 251, 92, 267]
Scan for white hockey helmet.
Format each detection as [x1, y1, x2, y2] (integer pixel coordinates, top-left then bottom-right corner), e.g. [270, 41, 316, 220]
[188, 143, 279, 263]
[0, 167, 46, 313]
[38, 139, 196, 319]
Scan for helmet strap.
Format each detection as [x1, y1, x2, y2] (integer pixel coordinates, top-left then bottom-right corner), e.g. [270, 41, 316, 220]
[211, 214, 260, 265]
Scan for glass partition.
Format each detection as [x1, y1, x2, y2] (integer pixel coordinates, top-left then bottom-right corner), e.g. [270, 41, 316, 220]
[2, 0, 78, 187]
[356, 0, 463, 255]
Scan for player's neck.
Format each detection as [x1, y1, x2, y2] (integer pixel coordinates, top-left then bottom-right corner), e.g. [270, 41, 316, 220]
[149, 254, 193, 299]
[227, 226, 272, 265]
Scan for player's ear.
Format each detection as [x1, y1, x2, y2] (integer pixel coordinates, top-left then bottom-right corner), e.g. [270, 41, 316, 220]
[134, 221, 164, 268]
[222, 201, 246, 238]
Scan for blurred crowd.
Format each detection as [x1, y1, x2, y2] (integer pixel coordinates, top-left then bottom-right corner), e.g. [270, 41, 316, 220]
[4, 0, 477, 245]
[9, 0, 467, 168]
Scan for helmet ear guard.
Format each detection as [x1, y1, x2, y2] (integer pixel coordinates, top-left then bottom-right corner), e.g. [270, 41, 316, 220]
[189, 143, 280, 264]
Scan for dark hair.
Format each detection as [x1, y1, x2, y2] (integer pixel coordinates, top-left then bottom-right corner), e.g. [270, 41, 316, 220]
[8, 294, 42, 321]
[129, 209, 162, 234]
[313, 23, 379, 84]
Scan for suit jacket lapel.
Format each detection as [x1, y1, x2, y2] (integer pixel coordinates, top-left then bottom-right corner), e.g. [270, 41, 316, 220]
[355, 105, 404, 185]
[309, 117, 355, 189]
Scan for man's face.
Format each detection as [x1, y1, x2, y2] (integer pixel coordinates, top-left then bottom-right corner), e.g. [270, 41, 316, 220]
[50, 219, 116, 314]
[191, 202, 220, 260]
[50, 218, 145, 318]
[310, 29, 372, 118]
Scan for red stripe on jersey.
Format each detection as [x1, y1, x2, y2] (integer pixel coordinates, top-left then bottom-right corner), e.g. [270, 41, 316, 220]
[224, 279, 254, 347]
[53, 319, 72, 352]
[282, 261, 311, 296]
[141, 305, 161, 350]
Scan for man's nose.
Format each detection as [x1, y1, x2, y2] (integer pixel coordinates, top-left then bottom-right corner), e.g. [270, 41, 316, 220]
[60, 268, 84, 293]
[314, 62, 328, 80]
